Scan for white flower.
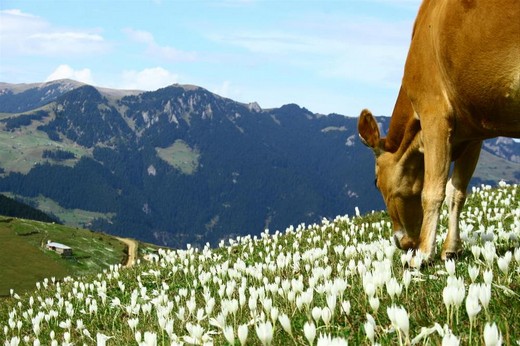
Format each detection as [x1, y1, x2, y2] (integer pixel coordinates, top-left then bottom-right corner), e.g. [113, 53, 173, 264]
[341, 301, 351, 316]
[59, 319, 71, 330]
[6, 336, 20, 346]
[465, 295, 481, 322]
[304, 321, 316, 346]
[278, 313, 292, 336]
[238, 324, 248, 346]
[483, 269, 493, 285]
[223, 325, 235, 345]
[312, 307, 322, 324]
[96, 333, 112, 346]
[478, 284, 491, 311]
[484, 322, 502, 346]
[497, 252, 511, 276]
[442, 331, 460, 346]
[83, 328, 92, 340]
[255, 321, 273, 346]
[445, 259, 456, 276]
[386, 277, 403, 300]
[321, 307, 332, 326]
[369, 296, 380, 313]
[143, 331, 157, 346]
[468, 265, 479, 283]
[317, 333, 349, 345]
[471, 246, 482, 261]
[364, 320, 375, 344]
[128, 317, 139, 331]
[387, 305, 409, 341]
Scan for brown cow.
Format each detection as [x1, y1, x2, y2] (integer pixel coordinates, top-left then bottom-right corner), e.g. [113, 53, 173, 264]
[358, 0, 520, 265]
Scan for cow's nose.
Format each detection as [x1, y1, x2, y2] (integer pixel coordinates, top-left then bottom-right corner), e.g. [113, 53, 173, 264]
[393, 230, 405, 250]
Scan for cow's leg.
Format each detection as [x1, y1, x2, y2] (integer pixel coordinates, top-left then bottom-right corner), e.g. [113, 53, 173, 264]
[442, 140, 482, 259]
[415, 119, 451, 264]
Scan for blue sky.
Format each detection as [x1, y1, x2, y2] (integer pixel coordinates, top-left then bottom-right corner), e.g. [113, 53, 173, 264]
[0, 0, 421, 116]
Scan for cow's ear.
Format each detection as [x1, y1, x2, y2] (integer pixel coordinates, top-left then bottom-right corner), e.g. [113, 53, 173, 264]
[358, 109, 382, 150]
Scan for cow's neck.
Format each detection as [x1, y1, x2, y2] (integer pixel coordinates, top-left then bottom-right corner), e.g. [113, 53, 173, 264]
[385, 86, 418, 154]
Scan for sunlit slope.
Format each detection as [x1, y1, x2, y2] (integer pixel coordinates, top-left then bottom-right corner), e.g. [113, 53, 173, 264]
[0, 184, 518, 345]
[0, 217, 128, 296]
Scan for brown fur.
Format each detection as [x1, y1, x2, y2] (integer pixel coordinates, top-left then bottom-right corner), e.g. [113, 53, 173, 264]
[358, 0, 520, 264]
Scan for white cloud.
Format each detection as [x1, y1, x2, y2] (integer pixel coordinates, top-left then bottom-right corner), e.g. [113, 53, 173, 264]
[120, 67, 179, 91]
[209, 15, 411, 88]
[124, 28, 197, 62]
[45, 65, 94, 85]
[0, 8, 109, 57]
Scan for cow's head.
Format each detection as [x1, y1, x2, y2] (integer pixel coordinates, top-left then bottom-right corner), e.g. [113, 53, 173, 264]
[358, 109, 425, 250]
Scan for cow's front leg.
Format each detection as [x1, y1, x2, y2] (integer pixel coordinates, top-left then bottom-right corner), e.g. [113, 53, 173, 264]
[442, 141, 482, 259]
[414, 121, 451, 265]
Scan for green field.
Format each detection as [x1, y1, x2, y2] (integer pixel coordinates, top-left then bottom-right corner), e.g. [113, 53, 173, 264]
[3, 194, 115, 228]
[0, 110, 91, 174]
[0, 184, 518, 345]
[0, 216, 127, 296]
[156, 139, 200, 174]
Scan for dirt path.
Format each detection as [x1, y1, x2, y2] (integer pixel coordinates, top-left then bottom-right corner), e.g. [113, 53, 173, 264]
[115, 237, 138, 268]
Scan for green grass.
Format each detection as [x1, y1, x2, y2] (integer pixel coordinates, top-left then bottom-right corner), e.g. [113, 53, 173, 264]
[0, 110, 91, 174]
[0, 216, 128, 296]
[156, 139, 200, 174]
[3, 194, 115, 228]
[0, 184, 518, 345]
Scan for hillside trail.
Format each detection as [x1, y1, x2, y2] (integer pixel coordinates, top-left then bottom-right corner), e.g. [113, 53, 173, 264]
[115, 237, 138, 268]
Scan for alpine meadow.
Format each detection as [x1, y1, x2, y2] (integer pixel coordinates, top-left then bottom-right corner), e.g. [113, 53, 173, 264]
[2, 0, 520, 344]
[1, 182, 519, 345]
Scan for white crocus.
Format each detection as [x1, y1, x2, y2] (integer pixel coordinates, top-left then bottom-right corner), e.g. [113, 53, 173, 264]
[468, 265, 479, 283]
[316, 333, 349, 345]
[312, 307, 322, 324]
[465, 293, 481, 342]
[483, 322, 502, 346]
[445, 259, 456, 276]
[238, 324, 248, 346]
[483, 270, 493, 285]
[364, 319, 375, 344]
[255, 321, 273, 346]
[369, 296, 380, 313]
[278, 313, 293, 337]
[223, 325, 235, 345]
[96, 333, 113, 346]
[341, 301, 351, 316]
[304, 321, 316, 346]
[321, 307, 332, 327]
[387, 305, 410, 345]
[442, 330, 460, 346]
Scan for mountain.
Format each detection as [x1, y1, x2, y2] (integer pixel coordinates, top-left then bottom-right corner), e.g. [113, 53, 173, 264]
[0, 80, 518, 248]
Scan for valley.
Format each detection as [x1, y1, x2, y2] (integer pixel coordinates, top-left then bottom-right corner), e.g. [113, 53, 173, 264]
[0, 80, 518, 250]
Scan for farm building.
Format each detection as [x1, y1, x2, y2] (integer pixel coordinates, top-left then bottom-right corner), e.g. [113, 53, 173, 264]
[45, 240, 73, 256]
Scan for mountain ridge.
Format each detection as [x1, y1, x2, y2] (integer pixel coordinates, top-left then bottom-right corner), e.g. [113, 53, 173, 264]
[0, 80, 518, 248]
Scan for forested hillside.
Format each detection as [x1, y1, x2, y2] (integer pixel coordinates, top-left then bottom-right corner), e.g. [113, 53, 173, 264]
[0, 80, 518, 248]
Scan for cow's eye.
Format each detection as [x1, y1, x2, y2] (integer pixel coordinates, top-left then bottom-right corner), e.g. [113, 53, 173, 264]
[374, 178, 378, 188]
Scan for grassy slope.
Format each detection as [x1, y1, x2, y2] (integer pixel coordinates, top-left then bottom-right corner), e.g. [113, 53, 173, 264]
[0, 107, 91, 175]
[0, 216, 128, 296]
[155, 139, 200, 175]
[2, 194, 115, 228]
[0, 184, 518, 345]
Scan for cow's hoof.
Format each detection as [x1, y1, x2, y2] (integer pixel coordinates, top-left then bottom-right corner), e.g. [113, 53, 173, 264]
[393, 230, 418, 251]
[441, 249, 463, 260]
[393, 231, 405, 249]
